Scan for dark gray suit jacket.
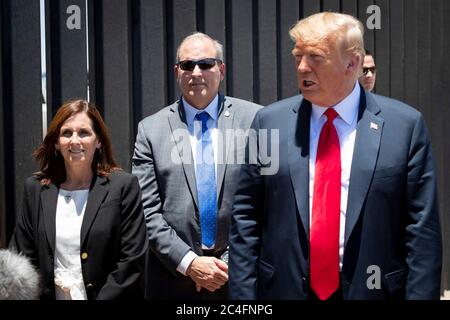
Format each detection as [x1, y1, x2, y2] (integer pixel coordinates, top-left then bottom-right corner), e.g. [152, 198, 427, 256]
[229, 86, 442, 300]
[132, 94, 261, 299]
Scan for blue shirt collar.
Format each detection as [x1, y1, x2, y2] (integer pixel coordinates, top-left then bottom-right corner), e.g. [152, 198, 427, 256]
[182, 95, 220, 126]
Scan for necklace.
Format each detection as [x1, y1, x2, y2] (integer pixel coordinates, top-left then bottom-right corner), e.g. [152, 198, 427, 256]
[61, 188, 89, 202]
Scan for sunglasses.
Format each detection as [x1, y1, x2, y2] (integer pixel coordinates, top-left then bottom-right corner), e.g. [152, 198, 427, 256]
[362, 66, 377, 75]
[177, 58, 222, 71]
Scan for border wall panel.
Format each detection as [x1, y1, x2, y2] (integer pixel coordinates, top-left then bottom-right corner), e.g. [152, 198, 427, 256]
[0, 0, 5, 247]
[279, 0, 300, 99]
[132, 0, 166, 123]
[94, 0, 133, 170]
[228, 0, 254, 101]
[2, 0, 42, 244]
[204, 0, 227, 95]
[257, 0, 278, 105]
[48, 0, 87, 115]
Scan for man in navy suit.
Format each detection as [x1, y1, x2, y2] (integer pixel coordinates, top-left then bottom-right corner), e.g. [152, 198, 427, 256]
[229, 12, 442, 300]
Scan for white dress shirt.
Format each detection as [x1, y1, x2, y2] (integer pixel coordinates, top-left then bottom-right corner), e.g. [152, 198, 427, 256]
[177, 95, 220, 275]
[54, 189, 89, 300]
[309, 82, 360, 270]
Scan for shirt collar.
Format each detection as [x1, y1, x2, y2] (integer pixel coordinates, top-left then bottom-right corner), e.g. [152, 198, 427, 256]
[182, 95, 220, 126]
[311, 82, 360, 126]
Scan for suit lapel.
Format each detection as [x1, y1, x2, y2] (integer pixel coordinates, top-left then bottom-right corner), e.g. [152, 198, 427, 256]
[344, 91, 383, 247]
[168, 101, 199, 208]
[41, 184, 59, 253]
[216, 95, 234, 200]
[80, 175, 108, 246]
[288, 98, 311, 236]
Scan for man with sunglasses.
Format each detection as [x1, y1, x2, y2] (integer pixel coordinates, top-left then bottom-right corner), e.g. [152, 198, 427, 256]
[132, 32, 261, 299]
[358, 50, 377, 92]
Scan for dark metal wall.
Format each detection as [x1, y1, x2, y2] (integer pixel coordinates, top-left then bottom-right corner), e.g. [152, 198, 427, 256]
[0, 0, 4, 252]
[1, 0, 42, 249]
[1, 0, 449, 291]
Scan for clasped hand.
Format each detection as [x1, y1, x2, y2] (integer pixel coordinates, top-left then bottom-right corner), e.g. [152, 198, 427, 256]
[186, 256, 228, 292]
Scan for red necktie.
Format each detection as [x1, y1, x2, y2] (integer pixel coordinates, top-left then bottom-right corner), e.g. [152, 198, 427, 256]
[310, 108, 341, 300]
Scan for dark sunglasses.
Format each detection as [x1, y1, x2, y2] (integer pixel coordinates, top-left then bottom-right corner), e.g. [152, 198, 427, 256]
[177, 58, 222, 71]
[362, 66, 376, 75]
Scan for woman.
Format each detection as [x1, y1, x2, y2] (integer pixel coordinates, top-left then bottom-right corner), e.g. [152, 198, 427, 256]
[10, 100, 148, 300]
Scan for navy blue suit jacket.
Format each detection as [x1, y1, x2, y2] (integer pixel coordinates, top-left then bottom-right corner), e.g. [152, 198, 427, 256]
[229, 87, 442, 299]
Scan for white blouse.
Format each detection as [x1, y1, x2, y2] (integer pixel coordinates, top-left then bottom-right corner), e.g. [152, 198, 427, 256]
[54, 188, 89, 300]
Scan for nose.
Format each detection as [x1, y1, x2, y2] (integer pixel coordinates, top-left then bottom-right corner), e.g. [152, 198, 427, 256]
[192, 64, 202, 76]
[69, 133, 81, 143]
[297, 57, 311, 73]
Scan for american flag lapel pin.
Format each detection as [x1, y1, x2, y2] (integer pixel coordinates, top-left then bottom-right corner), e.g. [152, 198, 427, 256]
[370, 122, 378, 130]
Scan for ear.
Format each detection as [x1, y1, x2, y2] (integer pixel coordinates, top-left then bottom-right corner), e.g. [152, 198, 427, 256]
[55, 144, 59, 150]
[219, 62, 225, 81]
[346, 55, 361, 74]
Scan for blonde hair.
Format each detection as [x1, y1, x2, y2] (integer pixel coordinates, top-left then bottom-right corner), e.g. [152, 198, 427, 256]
[289, 12, 365, 61]
[176, 32, 224, 62]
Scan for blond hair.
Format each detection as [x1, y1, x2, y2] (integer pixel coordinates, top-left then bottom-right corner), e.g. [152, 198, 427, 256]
[289, 12, 365, 61]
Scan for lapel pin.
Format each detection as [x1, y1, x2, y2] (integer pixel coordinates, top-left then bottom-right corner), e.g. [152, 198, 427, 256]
[370, 122, 378, 130]
[224, 110, 230, 117]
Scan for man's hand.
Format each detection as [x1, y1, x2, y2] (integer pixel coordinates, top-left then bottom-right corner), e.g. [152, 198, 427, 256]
[186, 256, 228, 292]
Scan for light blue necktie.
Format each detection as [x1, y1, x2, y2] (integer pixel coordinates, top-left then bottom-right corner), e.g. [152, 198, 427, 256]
[195, 112, 217, 247]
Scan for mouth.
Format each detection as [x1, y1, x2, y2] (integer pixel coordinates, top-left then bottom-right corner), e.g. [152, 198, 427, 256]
[191, 83, 206, 87]
[301, 80, 317, 90]
[69, 149, 85, 154]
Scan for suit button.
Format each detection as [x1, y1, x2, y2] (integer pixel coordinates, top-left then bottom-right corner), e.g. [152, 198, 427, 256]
[302, 277, 307, 292]
[86, 283, 94, 290]
[81, 252, 88, 260]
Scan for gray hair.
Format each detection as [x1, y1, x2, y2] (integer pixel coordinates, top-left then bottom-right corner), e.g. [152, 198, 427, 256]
[0, 249, 40, 300]
[176, 32, 224, 62]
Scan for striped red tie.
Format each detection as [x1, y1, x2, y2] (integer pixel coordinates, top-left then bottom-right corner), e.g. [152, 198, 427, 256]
[310, 108, 341, 300]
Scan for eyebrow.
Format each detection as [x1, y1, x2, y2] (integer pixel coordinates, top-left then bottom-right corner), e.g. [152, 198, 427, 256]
[60, 126, 92, 131]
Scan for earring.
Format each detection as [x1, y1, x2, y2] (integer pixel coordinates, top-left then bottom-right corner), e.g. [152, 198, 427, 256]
[54, 149, 58, 156]
[97, 148, 102, 155]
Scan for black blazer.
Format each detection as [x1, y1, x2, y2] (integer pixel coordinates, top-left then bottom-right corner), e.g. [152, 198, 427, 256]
[229, 88, 442, 299]
[10, 170, 149, 300]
